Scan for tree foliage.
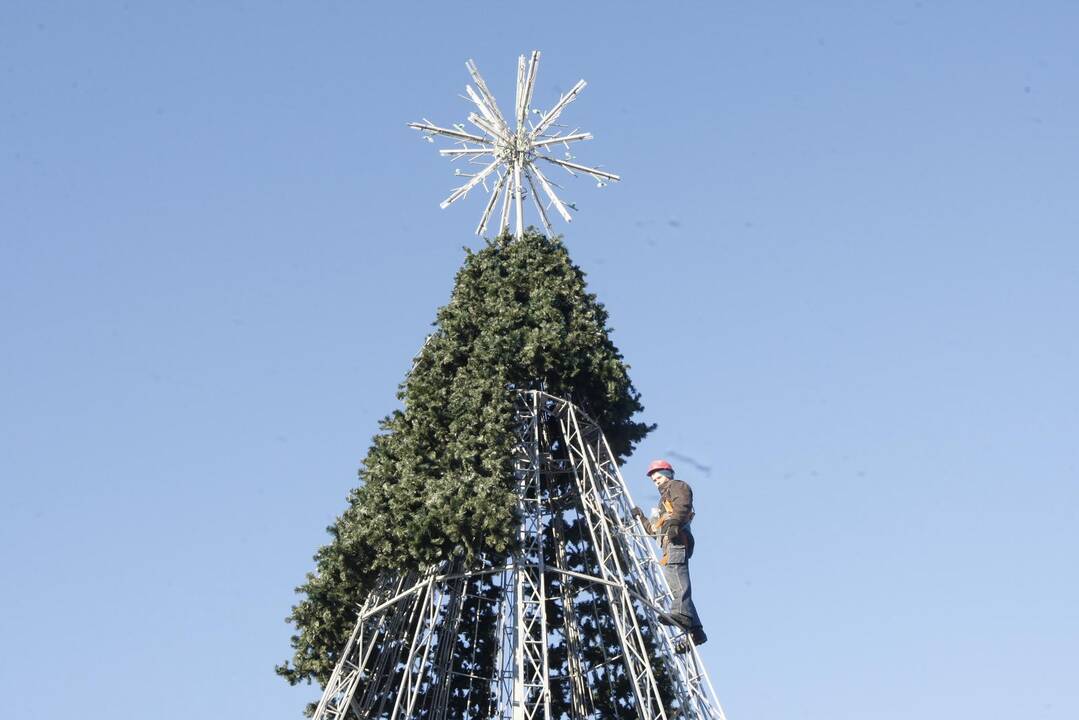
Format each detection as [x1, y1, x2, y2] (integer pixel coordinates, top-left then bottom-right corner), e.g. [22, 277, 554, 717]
[278, 231, 653, 689]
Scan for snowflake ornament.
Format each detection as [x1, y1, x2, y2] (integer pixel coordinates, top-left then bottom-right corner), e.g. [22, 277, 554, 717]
[409, 51, 619, 239]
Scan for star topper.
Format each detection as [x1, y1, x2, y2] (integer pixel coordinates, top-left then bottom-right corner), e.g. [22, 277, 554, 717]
[409, 51, 620, 239]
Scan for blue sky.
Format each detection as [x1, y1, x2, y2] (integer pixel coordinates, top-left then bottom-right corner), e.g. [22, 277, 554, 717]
[2, 2, 1077, 718]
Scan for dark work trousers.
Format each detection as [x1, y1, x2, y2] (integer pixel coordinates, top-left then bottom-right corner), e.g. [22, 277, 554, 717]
[662, 542, 703, 631]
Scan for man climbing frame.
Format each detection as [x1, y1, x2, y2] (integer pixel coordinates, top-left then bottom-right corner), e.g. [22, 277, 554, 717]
[633, 459, 708, 652]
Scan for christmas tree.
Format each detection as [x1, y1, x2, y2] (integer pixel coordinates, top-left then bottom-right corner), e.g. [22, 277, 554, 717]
[278, 231, 655, 710]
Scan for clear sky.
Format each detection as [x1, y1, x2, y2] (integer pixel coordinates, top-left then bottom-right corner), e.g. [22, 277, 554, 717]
[2, 2, 1077, 718]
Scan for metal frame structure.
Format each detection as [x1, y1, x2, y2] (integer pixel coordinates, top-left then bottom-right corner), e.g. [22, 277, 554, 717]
[310, 391, 727, 720]
[409, 51, 620, 239]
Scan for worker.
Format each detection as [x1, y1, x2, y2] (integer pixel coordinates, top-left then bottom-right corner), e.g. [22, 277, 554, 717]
[633, 459, 707, 650]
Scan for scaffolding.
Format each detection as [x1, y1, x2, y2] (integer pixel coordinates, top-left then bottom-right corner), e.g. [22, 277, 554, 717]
[310, 391, 727, 720]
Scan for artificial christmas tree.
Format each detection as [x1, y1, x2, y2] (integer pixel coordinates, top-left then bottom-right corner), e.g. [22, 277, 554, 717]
[279, 233, 725, 718]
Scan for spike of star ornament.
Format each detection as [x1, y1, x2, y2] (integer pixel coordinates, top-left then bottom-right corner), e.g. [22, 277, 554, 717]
[409, 51, 620, 239]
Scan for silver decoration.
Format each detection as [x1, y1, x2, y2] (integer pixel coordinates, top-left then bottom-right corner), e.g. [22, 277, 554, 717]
[409, 51, 620, 238]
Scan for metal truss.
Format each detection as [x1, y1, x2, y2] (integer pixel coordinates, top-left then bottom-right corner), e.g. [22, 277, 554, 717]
[310, 391, 727, 720]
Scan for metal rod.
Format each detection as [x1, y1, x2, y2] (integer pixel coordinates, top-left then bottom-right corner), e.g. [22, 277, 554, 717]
[531, 132, 593, 148]
[513, 161, 524, 238]
[439, 147, 495, 156]
[477, 171, 507, 236]
[465, 59, 511, 134]
[519, 50, 540, 128]
[539, 154, 621, 182]
[531, 79, 587, 138]
[530, 164, 573, 223]
[440, 157, 501, 208]
[408, 121, 490, 145]
[524, 170, 553, 235]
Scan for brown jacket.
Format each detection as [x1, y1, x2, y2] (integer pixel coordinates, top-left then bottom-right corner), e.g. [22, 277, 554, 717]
[655, 478, 695, 559]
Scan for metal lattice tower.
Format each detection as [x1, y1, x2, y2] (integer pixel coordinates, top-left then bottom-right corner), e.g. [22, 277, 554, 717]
[311, 391, 728, 720]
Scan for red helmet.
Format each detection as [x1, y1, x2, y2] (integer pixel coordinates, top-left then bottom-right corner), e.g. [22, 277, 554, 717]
[646, 459, 674, 477]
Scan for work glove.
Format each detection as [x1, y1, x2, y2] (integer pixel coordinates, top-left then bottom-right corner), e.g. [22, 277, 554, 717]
[631, 506, 653, 533]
